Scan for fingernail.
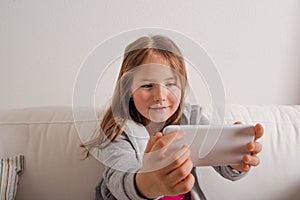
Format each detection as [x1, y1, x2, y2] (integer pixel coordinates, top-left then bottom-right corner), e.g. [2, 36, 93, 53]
[246, 157, 251, 163]
[249, 143, 254, 151]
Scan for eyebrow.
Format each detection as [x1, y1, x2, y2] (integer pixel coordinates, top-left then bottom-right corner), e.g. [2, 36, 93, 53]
[139, 77, 176, 82]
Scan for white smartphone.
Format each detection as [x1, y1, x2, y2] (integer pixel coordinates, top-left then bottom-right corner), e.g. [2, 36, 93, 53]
[162, 124, 255, 166]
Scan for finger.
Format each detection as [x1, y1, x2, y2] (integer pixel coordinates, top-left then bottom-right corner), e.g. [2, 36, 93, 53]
[174, 173, 195, 195]
[230, 162, 250, 172]
[254, 123, 264, 141]
[243, 154, 260, 167]
[247, 142, 262, 155]
[151, 131, 185, 152]
[167, 157, 193, 185]
[236, 158, 251, 172]
[162, 145, 191, 174]
[241, 163, 251, 172]
[145, 132, 163, 153]
[143, 133, 187, 172]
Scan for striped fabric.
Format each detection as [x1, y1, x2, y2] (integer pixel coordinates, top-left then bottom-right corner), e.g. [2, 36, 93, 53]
[0, 155, 24, 200]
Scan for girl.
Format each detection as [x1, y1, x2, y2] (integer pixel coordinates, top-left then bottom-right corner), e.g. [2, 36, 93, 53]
[84, 35, 263, 200]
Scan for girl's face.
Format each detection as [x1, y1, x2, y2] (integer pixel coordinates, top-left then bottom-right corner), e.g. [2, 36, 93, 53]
[131, 54, 182, 124]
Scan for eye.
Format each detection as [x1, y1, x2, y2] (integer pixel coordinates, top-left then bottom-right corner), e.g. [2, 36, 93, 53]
[141, 84, 153, 88]
[165, 82, 176, 87]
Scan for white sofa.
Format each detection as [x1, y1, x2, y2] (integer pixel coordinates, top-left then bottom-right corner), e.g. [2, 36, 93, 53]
[0, 105, 299, 200]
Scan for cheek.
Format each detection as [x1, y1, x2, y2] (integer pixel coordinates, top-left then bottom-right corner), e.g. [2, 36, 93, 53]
[132, 90, 151, 105]
[168, 88, 182, 104]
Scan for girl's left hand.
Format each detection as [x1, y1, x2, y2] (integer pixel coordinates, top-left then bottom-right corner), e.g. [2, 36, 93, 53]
[230, 123, 264, 172]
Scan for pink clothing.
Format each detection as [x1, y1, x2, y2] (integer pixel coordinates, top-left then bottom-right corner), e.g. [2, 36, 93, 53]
[160, 194, 186, 200]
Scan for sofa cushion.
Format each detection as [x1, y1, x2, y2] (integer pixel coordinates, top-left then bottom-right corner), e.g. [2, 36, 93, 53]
[0, 107, 104, 200]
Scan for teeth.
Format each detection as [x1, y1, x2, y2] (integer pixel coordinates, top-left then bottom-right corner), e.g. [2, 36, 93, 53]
[151, 107, 165, 109]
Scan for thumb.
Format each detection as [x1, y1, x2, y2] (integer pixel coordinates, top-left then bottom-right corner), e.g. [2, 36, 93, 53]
[144, 132, 163, 153]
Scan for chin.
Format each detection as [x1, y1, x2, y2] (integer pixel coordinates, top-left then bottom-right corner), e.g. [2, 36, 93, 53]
[148, 116, 171, 123]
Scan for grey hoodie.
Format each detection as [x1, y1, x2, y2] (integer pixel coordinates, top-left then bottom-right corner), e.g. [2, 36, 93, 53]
[96, 104, 245, 200]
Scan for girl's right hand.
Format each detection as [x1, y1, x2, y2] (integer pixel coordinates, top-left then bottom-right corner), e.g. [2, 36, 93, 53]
[135, 131, 194, 199]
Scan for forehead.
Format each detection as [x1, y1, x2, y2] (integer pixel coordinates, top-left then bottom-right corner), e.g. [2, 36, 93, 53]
[132, 64, 177, 83]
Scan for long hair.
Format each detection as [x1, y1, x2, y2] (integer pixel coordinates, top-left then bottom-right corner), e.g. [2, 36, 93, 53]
[81, 35, 188, 154]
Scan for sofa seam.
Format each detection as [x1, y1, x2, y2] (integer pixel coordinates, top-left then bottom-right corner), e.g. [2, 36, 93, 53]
[0, 119, 101, 125]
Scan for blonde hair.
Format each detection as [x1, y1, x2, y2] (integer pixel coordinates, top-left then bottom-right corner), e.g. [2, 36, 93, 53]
[81, 35, 187, 154]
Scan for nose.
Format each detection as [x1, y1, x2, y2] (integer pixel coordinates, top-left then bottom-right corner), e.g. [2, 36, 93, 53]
[153, 84, 167, 103]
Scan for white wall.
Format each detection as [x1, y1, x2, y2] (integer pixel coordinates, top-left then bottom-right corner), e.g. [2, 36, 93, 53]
[1, 0, 299, 109]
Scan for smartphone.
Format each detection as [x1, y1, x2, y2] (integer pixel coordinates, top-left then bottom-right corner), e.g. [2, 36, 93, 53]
[162, 124, 255, 166]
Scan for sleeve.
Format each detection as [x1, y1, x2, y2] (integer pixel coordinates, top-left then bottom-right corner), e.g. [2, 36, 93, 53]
[188, 104, 247, 181]
[102, 168, 150, 200]
[99, 133, 152, 200]
[213, 166, 247, 181]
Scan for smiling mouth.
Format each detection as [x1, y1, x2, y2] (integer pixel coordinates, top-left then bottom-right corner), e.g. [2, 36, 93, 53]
[149, 106, 169, 111]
